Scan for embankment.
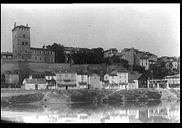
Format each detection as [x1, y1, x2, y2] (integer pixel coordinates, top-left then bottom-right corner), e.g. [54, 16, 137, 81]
[2, 88, 179, 106]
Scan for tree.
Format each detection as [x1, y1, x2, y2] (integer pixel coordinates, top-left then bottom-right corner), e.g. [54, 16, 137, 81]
[71, 47, 104, 64]
[46, 43, 65, 63]
[133, 64, 145, 73]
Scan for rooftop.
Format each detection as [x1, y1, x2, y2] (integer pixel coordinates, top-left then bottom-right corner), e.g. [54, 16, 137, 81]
[12, 25, 30, 31]
[128, 73, 143, 81]
[30, 47, 54, 52]
[24, 78, 46, 84]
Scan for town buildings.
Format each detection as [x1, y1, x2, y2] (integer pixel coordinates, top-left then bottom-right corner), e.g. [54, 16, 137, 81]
[55, 71, 77, 89]
[23, 75, 47, 90]
[77, 72, 89, 88]
[88, 73, 103, 89]
[104, 69, 128, 89]
[3, 71, 19, 86]
[45, 72, 56, 89]
[147, 79, 168, 88]
[164, 74, 180, 89]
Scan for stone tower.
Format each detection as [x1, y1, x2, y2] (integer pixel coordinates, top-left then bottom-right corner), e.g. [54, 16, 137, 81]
[12, 23, 31, 61]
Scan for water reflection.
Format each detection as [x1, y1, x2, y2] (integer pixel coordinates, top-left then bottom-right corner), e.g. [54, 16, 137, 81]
[1, 100, 180, 123]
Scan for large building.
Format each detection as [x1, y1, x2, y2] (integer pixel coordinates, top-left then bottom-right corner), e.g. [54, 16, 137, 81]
[103, 48, 118, 58]
[2, 23, 55, 63]
[120, 48, 141, 66]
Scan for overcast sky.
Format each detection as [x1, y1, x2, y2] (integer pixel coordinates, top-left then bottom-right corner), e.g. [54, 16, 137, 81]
[1, 4, 180, 57]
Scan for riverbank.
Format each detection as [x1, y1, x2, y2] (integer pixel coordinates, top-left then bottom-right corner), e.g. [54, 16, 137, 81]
[1, 88, 180, 106]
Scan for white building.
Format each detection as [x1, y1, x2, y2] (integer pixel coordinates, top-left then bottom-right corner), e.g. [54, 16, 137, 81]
[140, 57, 149, 70]
[77, 72, 89, 88]
[23, 75, 47, 90]
[103, 69, 128, 89]
[164, 74, 180, 89]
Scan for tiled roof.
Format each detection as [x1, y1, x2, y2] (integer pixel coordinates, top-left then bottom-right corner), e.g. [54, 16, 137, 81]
[24, 78, 46, 84]
[128, 73, 142, 81]
[44, 71, 56, 76]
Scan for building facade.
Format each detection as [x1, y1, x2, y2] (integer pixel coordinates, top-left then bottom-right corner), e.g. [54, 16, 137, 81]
[164, 74, 180, 89]
[140, 57, 149, 70]
[120, 48, 141, 66]
[12, 23, 55, 63]
[88, 73, 103, 89]
[103, 69, 128, 89]
[23, 75, 47, 90]
[103, 48, 118, 58]
[77, 73, 89, 88]
[4, 72, 19, 85]
[55, 71, 77, 89]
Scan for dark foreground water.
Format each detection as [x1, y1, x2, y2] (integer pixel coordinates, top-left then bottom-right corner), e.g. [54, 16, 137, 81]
[1, 100, 180, 123]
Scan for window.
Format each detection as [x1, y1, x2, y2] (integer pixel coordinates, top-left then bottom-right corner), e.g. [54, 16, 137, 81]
[40, 57, 41, 60]
[23, 34, 25, 38]
[35, 57, 37, 60]
[22, 42, 24, 45]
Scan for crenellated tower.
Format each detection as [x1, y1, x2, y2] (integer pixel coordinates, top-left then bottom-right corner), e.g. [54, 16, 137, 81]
[12, 22, 31, 61]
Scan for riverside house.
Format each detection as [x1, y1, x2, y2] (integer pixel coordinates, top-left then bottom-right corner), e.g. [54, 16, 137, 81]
[88, 73, 103, 89]
[77, 72, 89, 89]
[55, 71, 77, 90]
[164, 74, 180, 89]
[23, 75, 47, 90]
[45, 71, 56, 89]
[128, 73, 149, 89]
[3, 71, 19, 88]
[148, 79, 168, 89]
[104, 69, 128, 89]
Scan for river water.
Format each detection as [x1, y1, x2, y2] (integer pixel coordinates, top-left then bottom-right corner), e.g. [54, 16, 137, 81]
[1, 100, 180, 123]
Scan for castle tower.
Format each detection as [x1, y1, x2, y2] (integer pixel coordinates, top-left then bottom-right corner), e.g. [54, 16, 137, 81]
[12, 23, 31, 61]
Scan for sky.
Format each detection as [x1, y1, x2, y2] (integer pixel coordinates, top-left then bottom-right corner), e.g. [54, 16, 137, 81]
[1, 4, 180, 57]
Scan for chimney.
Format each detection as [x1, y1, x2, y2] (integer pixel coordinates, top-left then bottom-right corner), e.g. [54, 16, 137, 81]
[14, 22, 16, 28]
[26, 24, 28, 27]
